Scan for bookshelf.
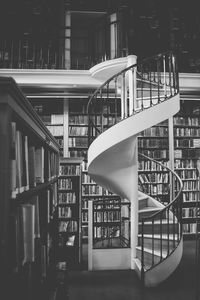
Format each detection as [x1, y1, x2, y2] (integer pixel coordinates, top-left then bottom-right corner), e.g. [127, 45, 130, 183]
[57, 157, 83, 269]
[138, 120, 170, 204]
[174, 101, 200, 237]
[69, 98, 121, 241]
[30, 99, 65, 157]
[0, 77, 60, 300]
[138, 100, 200, 238]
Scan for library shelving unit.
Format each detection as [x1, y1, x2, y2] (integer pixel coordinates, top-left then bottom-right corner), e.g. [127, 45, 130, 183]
[138, 100, 200, 239]
[30, 99, 64, 156]
[0, 77, 60, 300]
[138, 120, 170, 204]
[57, 157, 83, 269]
[69, 98, 121, 241]
[174, 100, 200, 238]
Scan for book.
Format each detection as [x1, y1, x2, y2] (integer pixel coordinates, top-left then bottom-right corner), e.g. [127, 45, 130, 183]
[11, 122, 17, 198]
[35, 146, 44, 183]
[28, 145, 36, 187]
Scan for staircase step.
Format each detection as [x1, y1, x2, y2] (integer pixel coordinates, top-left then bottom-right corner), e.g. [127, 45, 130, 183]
[138, 219, 179, 234]
[136, 246, 168, 266]
[134, 257, 150, 273]
[137, 233, 179, 251]
[139, 207, 161, 219]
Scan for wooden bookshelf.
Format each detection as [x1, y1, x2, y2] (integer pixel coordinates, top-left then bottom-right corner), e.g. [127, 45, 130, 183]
[0, 77, 60, 300]
[138, 120, 170, 203]
[57, 157, 83, 269]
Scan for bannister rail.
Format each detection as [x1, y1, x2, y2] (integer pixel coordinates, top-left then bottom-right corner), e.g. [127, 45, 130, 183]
[87, 51, 179, 146]
[138, 153, 183, 284]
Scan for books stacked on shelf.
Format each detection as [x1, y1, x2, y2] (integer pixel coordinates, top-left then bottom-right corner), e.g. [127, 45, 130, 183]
[0, 77, 60, 300]
[174, 107, 200, 237]
[11, 122, 59, 197]
[57, 157, 82, 267]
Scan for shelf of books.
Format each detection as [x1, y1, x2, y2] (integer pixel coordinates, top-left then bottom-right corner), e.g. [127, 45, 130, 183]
[68, 98, 121, 241]
[57, 157, 83, 269]
[138, 120, 170, 204]
[0, 77, 60, 300]
[30, 99, 64, 156]
[173, 100, 200, 238]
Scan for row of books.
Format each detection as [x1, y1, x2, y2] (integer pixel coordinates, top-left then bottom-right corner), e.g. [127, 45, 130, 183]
[55, 138, 64, 147]
[11, 123, 55, 197]
[82, 185, 103, 195]
[46, 125, 63, 137]
[82, 211, 88, 222]
[59, 164, 81, 176]
[58, 192, 76, 204]
[138, 138, 168, 148]
[182, 180, 199, 191]
[174, 127, 200, 136]
[58, 178, 73, 190]
[174, 116, 200, 126]
[69, 126, 88, 136]
[139, 173, 169, 184]
[139, 149, 168, 159]
[182, 207, 197, 218]
[68, 137, 88, 147]
[138, 160, 169, 171]
[47, 151, 59, 180]
[176, 169, 198, 179]
[58, 220, 78, 233]
[174, 148, 200, 159]
[58, 206, 72, 218]
[140, 126, 168, 137]
[69, 149, 87, 158]
[82, 174, 96, 184]
[141, 184, 169, 196]
[82, 199, 89, 209]
[182, 223, 197, 234]
[174, 138, 200, 148]
[94, 211, 121, 223]
[183, 192, 200, 202]
[174, 159, 199, 169]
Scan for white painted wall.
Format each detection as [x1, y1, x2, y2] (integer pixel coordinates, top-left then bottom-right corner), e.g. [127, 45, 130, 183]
[89, 248, 131, 271]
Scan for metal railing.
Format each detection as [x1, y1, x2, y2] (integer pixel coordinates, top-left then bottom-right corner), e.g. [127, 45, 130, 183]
[87, 51, 179, 145]
[92, 197, 130, 249]
[138, 153, 183, 285]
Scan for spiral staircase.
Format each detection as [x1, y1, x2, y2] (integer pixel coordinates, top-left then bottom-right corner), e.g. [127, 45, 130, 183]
[87, 52, 183, 287]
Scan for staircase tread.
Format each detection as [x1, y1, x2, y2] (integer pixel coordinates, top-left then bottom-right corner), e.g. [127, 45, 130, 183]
[138, 233, 179, 239]
[134, 258, 151, 271]
[136, 246, 168, 257]
[138, 195, 149, 201]
[139, 219, 178, 225]
[139, 206, 161, 213]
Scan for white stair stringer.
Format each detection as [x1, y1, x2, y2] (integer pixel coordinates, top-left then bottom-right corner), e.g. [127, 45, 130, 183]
[87, 92, 182, 287]
[136, 191, 183, 287]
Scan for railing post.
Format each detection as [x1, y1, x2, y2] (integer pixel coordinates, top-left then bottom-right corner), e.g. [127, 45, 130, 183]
[127, 55, 137, 115]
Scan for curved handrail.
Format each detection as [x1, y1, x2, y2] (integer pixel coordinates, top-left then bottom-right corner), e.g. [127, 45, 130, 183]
[138, 152, 183, 285]
[87, 51, 179, 146]
[87, 50, 178, 114]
